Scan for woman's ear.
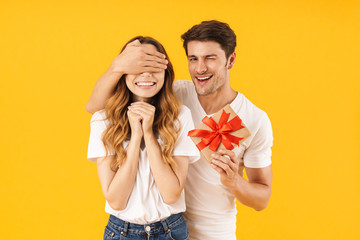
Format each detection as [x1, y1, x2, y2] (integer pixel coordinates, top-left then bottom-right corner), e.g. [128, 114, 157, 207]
[227, 52, 236, 70]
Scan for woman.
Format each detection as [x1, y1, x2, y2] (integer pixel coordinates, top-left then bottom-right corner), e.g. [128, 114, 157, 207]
[87, 36, 199, 240]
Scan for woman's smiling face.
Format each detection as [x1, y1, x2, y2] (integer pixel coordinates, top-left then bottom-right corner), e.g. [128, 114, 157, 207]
[125, 44, 165, 102]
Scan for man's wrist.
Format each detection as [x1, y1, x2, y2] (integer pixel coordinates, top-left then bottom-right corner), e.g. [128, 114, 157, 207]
[229, 174, 245, 192]
[108, 64, 124, 77]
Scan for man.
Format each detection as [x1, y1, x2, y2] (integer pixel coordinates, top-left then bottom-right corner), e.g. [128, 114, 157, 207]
[87, 20, 273, 240]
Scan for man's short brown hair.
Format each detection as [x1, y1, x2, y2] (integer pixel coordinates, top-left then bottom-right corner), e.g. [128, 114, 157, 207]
[181, 20, 237, 59]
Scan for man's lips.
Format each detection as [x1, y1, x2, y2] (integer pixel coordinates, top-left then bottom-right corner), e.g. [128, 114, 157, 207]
[195, 75, 213, 82]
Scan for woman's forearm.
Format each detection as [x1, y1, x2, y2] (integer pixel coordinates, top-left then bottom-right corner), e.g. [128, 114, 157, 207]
[101, 135, 141, 210]
[144, 133, 187, 205]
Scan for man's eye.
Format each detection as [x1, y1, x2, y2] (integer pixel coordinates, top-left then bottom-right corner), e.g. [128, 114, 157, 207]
[189, 58, 197, 62]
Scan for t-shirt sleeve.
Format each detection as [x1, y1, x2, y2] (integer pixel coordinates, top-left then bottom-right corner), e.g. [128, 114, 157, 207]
[173, 106, 200, 164]
[87, 111, 112, 162]
[243, 113, 273, 168]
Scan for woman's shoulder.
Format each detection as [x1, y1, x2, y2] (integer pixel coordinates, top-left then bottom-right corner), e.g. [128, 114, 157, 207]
[90, 109, 107, 123]
[178, 105, 192, 121]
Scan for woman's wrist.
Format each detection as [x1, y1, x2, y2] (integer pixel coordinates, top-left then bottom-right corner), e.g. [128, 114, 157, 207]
[130, 132, 143, 143]
[143, 130, 156, 141]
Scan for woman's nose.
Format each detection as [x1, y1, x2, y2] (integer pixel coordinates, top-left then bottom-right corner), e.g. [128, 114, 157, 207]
[140, 72, 152, 77]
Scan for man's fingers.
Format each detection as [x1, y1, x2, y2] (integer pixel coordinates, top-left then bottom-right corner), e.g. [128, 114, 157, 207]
[127, 39, 141, 47]
[142, 60, 167, 70]
[144, 55, 168, 65]
[212, 153, 237, 172]
[142, 56, 168, 70]
[143, 47, 166, 59]
[211, 163, 226, 175]
[211, 159, 233, 176]
[142, 67, 165, 73]
[218, 149, 236, 162]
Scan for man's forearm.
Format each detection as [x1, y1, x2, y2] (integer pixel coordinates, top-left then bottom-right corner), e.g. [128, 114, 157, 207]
[231, 175, 272, 211]
[86, 68, 122, 114]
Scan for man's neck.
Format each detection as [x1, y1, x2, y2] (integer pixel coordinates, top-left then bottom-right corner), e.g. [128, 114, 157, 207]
[198, 87, 237, 115]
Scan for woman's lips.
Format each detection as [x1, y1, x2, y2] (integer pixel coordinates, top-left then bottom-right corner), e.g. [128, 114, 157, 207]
[135, 82, 156, 88]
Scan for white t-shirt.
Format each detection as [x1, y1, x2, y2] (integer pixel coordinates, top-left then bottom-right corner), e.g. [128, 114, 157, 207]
[87, 105, 200, 224]
[173, 80, 273, 240]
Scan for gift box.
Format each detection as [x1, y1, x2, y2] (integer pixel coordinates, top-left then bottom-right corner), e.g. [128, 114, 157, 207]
[188, 104, 251, 163]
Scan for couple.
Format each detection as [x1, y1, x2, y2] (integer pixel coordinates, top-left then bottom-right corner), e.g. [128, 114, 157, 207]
[87, 20, 273, 240]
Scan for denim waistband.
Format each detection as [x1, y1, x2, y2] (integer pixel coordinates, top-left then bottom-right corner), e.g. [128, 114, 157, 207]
[108, 212, 184, 235]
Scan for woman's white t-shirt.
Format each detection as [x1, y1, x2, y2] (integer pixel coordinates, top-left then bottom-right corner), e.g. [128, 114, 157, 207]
[87, 105, 199, 224]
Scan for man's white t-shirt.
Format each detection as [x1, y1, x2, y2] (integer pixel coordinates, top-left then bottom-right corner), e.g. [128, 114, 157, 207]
[87, 105, 200, 224]
[173, 80, 273, 240]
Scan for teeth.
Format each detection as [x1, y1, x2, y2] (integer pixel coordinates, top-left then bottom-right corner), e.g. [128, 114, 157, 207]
[136, 82, 155, 86]
[197, 76, 211, 81]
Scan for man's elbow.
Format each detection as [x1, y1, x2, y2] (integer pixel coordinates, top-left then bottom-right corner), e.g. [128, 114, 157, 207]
[86, 102, 96, 114]
[254, 190, 271, 211]
[253, 200, 270, 211]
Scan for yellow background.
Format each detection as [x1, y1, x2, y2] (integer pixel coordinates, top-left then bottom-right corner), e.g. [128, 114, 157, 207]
[1, 0, 359, 239]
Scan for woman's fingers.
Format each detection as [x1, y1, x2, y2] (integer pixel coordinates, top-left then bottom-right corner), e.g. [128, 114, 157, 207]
[129, 102, 155, 115]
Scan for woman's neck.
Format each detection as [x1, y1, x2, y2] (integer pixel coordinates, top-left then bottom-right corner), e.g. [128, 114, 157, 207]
[131, 95, 151, 103]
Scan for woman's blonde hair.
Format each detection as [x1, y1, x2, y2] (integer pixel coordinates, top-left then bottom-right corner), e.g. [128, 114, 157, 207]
[102, 36, 181, 171]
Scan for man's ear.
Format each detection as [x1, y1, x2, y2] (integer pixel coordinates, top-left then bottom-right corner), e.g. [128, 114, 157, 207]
[227, 52, 236, 70]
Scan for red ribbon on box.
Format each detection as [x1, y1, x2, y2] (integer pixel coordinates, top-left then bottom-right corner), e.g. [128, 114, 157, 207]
[188, 110, 244, 151]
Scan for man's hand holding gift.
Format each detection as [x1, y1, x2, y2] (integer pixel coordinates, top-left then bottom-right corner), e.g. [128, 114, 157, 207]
[211, 149, 244, 189]
[188, 104, 250, 187]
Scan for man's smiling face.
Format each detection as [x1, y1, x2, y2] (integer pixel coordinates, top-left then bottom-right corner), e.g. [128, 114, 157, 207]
[187, 40, 231, 96]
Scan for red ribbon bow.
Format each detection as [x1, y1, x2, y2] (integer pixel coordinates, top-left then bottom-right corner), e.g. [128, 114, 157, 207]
[188, 110, 244, 151]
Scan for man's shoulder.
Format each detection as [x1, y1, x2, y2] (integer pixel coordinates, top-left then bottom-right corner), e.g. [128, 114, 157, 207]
[233, 93, 271, 134]
[174, 80, 193, 91]
[235, 93, 268, 119]
[173, 80, 197, 103]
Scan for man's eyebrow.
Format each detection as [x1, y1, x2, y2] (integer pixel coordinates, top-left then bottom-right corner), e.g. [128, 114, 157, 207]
[188, 54, 218, 58]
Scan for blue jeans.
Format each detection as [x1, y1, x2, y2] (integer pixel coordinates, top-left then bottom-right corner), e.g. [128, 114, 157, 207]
[104, 213, 189, 240]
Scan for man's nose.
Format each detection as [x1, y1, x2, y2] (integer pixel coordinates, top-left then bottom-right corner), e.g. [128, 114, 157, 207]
[195, 60, 207, 74]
